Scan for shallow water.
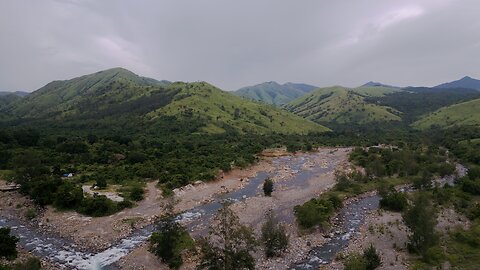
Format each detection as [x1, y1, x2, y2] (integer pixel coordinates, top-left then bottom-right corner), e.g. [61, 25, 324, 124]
[0, 150, 375, 270]
[291, 195, 380, 269]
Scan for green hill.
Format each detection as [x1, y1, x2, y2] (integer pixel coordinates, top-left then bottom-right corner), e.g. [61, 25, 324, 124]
[5, 67, 170, 118]
[412, 98, 480, 129]
[234, 81, 317, 105]
[285, 86, 401, 125]
[3, 68, 327, 134]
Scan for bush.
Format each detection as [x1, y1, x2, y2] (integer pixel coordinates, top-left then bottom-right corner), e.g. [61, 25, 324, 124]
[344, 245, 381, 270]
[78, 195, 117, 217]
[363, 244, 381, 269]
[13, 257, 41, 270]
[128, 185, 145, 201]
[344, 254, 368, 270]
[25, 208, 37, 220]
[149, 218, 194, 269]
[294, 193, 341, 229]
[263, 178, 273, 196]
[261, 211, 289, 257]
[54, 181, 84, 209]
[379, 191, 408, 212]
[0, 227, 18, 260]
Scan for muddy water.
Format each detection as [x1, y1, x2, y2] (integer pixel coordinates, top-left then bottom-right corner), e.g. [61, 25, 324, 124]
[0, 150, 377, 270]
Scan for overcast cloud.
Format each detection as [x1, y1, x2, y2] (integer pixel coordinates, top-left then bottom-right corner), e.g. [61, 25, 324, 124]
[1, 0, 479, 92]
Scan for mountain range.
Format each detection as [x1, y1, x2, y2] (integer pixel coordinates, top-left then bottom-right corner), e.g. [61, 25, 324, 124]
[1, 68, 327, 134]
[435, 76, 480, 90]
[234, 81, 317, 105]
[2, 70, 479, 131]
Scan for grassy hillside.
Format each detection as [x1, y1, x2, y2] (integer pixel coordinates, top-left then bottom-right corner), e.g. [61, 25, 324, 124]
[285, 86, 401, 125]
[148, 82, 327, 134]
[234, 81, 317, 105]
[352, 86, 402, 97]
[366, 87, 480, 123]
[2, 68, 327, 135]
[5, 68, 169, 118]
[413, 98, 480, 129]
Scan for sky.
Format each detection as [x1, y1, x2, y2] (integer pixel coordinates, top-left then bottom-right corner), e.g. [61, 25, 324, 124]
[1, 0, 480, 92]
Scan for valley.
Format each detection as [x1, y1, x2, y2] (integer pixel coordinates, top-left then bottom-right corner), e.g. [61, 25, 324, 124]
[0, 69, 479, 270]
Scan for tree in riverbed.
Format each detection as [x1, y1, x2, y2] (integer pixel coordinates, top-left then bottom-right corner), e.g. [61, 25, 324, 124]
[261, 210, 289, 257]
[149, 216, 194, 269]
[403, 192, 438, 257]
[0, 227, 18, 260]
[263, 178, 273, 196]
[197, 203, 257, 270]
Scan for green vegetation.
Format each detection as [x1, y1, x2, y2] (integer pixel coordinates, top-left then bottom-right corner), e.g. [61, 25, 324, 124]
[197, 204, 257, 270]
[378, 185, 408, 212]
[285, 86, 402, 126]
[413, 98, 480, 129]
[366, 87, 480, 123]
[234, 81, 317, 105]
[344, 244, 382, 270]
[149, 217, 194, 269]
[0, 228, 18, 260]
[0, 257, 41, 270]
[403, 193, 439, 257]
[443, 220, 480, 269]
[294, 192, 342, 229]
[261, 211, 289, 257]
[263, 178, 273, 196]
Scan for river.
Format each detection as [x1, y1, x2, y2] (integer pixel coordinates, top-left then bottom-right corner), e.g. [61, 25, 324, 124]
[0, 152, 465, 270]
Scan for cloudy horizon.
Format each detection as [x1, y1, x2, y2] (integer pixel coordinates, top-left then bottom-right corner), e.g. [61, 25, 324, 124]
[1, 0, 480, 92]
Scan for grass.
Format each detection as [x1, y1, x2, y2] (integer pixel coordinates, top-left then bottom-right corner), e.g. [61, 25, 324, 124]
[234, 81, 316, 105]
[148, 82, 329, 134]
[413, 98, 480, 129]
[285, 86, 401, 125]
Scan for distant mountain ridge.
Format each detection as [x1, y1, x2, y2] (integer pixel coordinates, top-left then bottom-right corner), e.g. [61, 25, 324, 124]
[0, 91, 29, 97]
[2, 68, 328, 134]
[435, 76, 480, 90]
[234, 81, 318, 105]
[361, 81, 399, 88]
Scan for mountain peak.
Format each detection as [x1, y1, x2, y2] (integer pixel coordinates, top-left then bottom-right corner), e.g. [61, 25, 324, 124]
[435, 76, 480, 90]
[361, 81, 398, 88]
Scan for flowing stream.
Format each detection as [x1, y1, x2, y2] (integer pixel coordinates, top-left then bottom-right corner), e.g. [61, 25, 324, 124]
[2, 151, 460, 270]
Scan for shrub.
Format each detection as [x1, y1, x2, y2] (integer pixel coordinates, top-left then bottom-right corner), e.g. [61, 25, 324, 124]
[263, 178, 273, 196]
[13, 257, 41, 270]
[25, 208, 37, 220]
[294, 194, 341, 229]
[363, 244, 381, 269]
[54, 181, 84, 209]
[379, 191, 408, 212]
[344, 245, 381, 270]
[261, 211, 289, 257]
[149, 218, 194, 269]
[78, 195, 117, 217]
[128, 185, 145, 201]
[344, 254, 368, 270]
[0, 227, 18, 260]
[197, 204, 256, 270]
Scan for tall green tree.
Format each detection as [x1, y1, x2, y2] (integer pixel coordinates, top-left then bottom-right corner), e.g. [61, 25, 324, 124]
[403, 192, 438, 256]
[0, 227, 18, 260]
[197, 203, 257, 270]
[261, 210, 289, 257]
[149, 217, 194, 269]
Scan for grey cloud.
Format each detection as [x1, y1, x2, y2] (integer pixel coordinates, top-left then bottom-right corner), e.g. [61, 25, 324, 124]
[1, 0, 479, 92]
